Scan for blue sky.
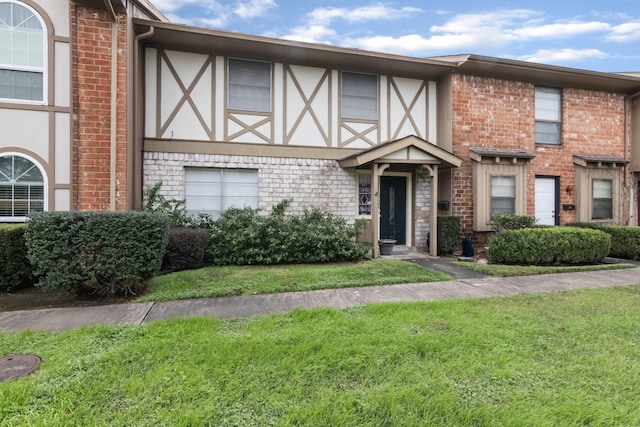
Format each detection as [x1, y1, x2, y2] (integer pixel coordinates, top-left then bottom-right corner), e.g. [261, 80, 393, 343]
[152, 0, 640, 73]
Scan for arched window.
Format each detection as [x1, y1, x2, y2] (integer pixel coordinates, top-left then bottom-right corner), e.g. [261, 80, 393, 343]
[0, 1, 46, 102]
[0, 154, 45, 220]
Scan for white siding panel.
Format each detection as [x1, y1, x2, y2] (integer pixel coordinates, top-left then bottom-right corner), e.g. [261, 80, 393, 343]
[54, 41, 70, 107]
[160, 58, 184, 129]
[144, 48, 157, 138]
[165, 105, 209, 140]
[54, 112, 70, 184]
[380, 75, 388, 140]
[215, 56, 225, 140]
[164, 50, 209, 90]
[331, 70, 339, 147]
[273, 63, 284, 143]
[288, 114, 325, 146]
[190, 64, 213, 135]
[54, 188, 70, 211]
[428, 81, 437, 143]
[0, 110, 49, 162]
[37, 0, 69, 37]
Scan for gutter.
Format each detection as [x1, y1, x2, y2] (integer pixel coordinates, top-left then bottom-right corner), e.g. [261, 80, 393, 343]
[104, 1, 118, 210]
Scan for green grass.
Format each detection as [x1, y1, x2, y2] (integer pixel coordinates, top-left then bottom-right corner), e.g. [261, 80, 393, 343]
[451, 260, 636, 277]
[136, 258, 451, 302]
[3, 285, 640, 425]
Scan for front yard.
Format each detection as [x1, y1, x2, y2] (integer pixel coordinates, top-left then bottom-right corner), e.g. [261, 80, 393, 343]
[2, 285, 640, 425]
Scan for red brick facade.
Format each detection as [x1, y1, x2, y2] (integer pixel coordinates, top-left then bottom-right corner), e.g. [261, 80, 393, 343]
[71, 5, 128, 211]
[450, 73, 632, 239]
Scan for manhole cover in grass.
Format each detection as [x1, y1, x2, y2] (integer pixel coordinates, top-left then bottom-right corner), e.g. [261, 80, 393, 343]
[0, 355, 42, 382]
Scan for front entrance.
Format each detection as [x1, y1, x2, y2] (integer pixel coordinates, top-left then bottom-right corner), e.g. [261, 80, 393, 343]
[380, 176, 407, 244]
[535, 177, 558, 225]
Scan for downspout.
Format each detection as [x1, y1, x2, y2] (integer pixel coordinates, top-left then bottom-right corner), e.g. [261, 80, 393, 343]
[133, 25, 155, 209]
[628, 90, 640, 225]
[104, 0, 118, 211]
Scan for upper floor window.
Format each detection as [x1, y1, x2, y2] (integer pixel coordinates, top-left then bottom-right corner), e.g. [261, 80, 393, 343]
[0, 1, 45, 103]
[592, 179, 612, 220]
[227, 58, 271, 112]
[341, 71, 378, 121]
[535, 87, 561, 144]
[0, 153, 45, 221]
[491, 175, 515, 215]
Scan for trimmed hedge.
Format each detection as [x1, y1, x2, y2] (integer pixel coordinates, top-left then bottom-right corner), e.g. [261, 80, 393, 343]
[566, 222, 640, 260]
[490, 213, 536, 231]
[0, 224, 33, 291]
[162, 227, 210, 272]
[437, 216, 461, 255]
[25, 211, 170, 296]
[206, 202, 371, 265]
[488, 227, 611, 265]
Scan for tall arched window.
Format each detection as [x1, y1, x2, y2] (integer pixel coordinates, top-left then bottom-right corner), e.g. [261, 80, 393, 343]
[0, 1, 46, 102]
[0, 154, 45, 221]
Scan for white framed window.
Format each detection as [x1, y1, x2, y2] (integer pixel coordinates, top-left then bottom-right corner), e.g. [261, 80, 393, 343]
[491, 175, 515, 215]
[341, 71, 378, 120]
[357, 172, 371, 216]
[0, 153, 46, 221]
[0, 1, 46, 103]
[227, 58, 271, 112]
[535, 87, 561, 144]
[185, 168, 258, 218]
[592, 179, 612, 220]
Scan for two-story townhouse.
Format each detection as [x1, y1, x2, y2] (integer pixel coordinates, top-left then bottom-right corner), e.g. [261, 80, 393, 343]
[0, 0, 165, 222]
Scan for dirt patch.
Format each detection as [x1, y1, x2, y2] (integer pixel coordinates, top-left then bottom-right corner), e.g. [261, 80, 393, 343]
[0, 286, 135, 312]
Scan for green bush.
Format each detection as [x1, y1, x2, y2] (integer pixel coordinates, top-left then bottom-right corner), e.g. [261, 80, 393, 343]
[25, 211, 170, 296]
[162, 227, 210, 273]
[437, 216, 461, 255]
[207, 201, 371, 265]
[144, 181, 190, 226]
[566, 222, 640, 260]
[490, 213, 536, 231]
[0, 224, 34, 291]
[488, 227, 611, 265]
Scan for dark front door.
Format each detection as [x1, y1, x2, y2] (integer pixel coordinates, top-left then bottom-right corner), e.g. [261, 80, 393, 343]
[380, 176, 406, 245]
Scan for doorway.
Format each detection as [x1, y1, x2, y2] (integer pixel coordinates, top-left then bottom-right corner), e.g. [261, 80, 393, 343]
[380, 176, 407, 244]
[535, 177, 559, 225]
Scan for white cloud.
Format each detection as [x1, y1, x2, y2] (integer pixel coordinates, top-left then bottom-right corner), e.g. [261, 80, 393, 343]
[234, 0, 277, 20]
[151, 0, 207, 14]
[308, 3, 422, 26]
[283, 25, 336, 44]
[430, 9, 539, 34]
[606, 22, 640, 42]
[517, 48, 608, 64]
[510, 21, 611, 39]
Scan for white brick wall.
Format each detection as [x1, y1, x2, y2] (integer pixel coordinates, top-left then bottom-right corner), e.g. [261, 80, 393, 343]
[415, 168, 432, 250]
[143, 152, 359, 219]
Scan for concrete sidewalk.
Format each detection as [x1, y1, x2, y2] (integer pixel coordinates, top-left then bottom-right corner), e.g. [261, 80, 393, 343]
[2, 266, 640, 333]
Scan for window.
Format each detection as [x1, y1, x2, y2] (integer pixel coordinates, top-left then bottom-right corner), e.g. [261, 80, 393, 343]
[227, 58, 271, 112]
[491, 176, 515, 215]
[592, 179, 612, 219]
[0, 1, 45, 102]
[535, 87, 561, 144]
[357, 173, 371, 215]
[184, 168, 258, 218]
[0, 154, 45, 220]
[341, 71, 377, 120]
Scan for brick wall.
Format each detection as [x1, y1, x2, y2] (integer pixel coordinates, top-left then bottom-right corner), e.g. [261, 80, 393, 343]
[71, 5, 128, 211]
[451, 74, 631, 238]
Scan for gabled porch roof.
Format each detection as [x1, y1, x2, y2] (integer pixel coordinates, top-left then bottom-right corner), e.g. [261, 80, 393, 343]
[338, 135, 462, 169]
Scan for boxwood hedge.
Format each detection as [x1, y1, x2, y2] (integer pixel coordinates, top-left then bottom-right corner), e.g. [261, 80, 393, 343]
[0, 224, 34, 291]
[566, 222, 640, 260]
[488, 227, 611, 265]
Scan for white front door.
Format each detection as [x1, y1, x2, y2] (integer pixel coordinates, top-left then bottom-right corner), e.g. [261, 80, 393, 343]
[535, 177, 557, 225]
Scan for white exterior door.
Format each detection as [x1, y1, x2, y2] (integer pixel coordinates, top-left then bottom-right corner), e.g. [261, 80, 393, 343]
[535, 177, 557, 225]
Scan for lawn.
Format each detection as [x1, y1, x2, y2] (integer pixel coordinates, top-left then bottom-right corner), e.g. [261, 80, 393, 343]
[2, 285, 640, 425]
[451, 260, 636, 277]
[136, 258, 451, 302]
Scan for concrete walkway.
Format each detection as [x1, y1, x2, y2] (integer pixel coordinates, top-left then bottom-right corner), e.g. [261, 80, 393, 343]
[2, 266, 640, 333]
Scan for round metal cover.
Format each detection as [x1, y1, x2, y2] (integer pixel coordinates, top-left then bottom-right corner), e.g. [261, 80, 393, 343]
[0, 354, 42, 382]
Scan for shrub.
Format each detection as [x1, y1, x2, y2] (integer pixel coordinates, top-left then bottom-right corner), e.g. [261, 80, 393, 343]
[144, 181, 190, 226]
[25, 211, 170, 296]
[207, 201, 371, 265]
[488, 227, 610, 265]
[490, 213, 536, 231]
[0, 224, 34, 291]
[566, 222, 640, 260]
[437, 216, 461, 255]
[162, 227, 210, 273]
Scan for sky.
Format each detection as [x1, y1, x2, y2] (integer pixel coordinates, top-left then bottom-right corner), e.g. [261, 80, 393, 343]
[151, 0, 640, 73]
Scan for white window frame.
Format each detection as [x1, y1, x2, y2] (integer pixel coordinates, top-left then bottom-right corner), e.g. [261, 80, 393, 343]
[341, 71, 378, 121]
[184, 167, 258, 218]
[592, 178, 613, 220]
[0, 152, 48, 222]
[227, 58, 271, 113]
[535, 87, 561, 144]
[0, 0, 47, 104]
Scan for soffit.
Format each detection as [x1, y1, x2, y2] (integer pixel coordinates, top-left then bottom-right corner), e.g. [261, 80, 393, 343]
[339, 135, 462, 169]
[132, 19, 456, 80]
[573, 155, 629, 168]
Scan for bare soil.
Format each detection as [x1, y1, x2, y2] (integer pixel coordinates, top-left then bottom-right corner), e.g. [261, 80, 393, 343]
[0, 286, 136, 312]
